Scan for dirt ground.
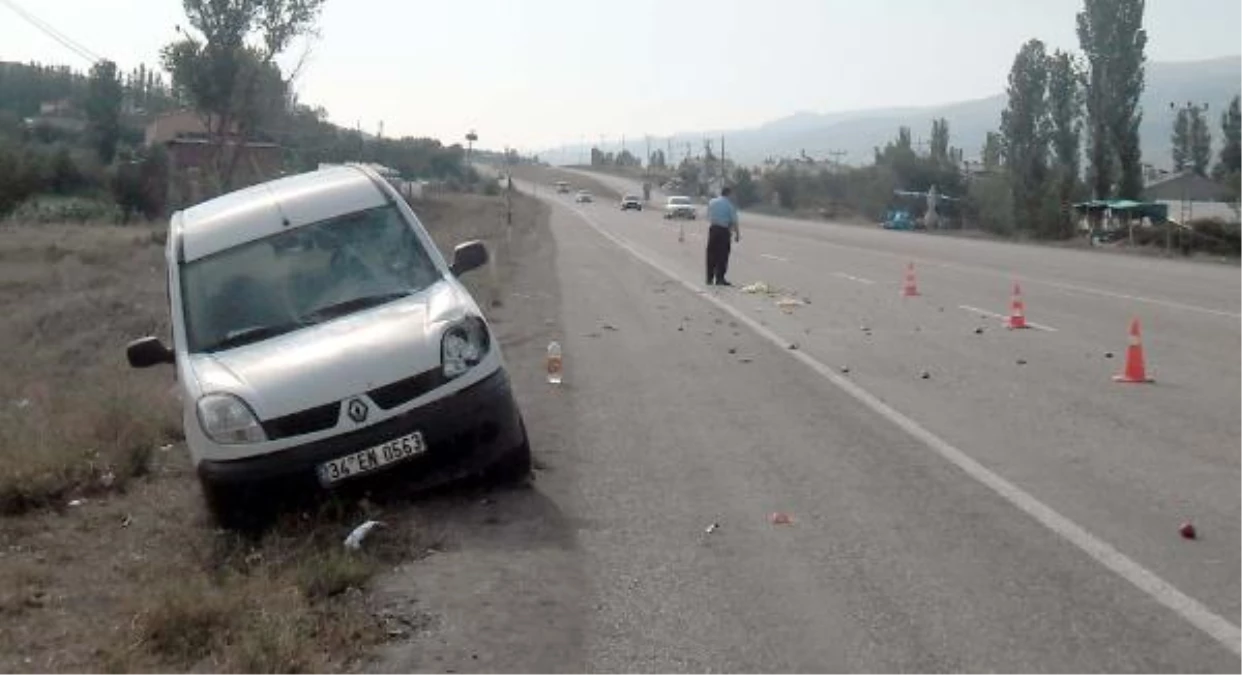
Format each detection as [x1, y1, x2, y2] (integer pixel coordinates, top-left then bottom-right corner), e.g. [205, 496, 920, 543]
[0, 189, 550, 673]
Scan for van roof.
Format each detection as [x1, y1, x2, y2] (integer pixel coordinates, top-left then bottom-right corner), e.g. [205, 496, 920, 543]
[177, 165, 388, 262]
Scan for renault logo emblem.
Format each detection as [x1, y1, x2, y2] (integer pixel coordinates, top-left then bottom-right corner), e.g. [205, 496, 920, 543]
[346, 398, 369, 423]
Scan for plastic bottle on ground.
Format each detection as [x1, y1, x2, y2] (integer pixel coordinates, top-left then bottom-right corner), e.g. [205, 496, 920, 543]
[546, 341, 563, 385]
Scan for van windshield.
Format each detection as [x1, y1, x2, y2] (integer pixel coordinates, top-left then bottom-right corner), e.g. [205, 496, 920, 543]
[181, 204, 440, 353]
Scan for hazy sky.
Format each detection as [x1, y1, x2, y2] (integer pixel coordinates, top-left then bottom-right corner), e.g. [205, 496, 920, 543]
[2, 0, 1239, 151]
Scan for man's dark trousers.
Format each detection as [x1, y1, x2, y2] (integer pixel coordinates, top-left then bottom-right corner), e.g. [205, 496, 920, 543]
[706, 225, 732, 284]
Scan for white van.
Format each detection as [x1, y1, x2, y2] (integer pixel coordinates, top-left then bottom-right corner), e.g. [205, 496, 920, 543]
[126, 165, 530, 525]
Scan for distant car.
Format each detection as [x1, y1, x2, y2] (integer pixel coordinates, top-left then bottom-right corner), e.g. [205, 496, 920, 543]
[574, 190, 593, 203]
[663, 195, 696, 220]
[621, 195, 642, 211]
[554, 181, 570, 194]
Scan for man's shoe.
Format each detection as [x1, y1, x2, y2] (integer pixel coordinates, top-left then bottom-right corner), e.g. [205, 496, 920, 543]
[716, 279, 733, 287]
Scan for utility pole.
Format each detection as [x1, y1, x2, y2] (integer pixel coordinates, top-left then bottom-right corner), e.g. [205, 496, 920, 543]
[720, 134, 726, 186]
[828, 149, 847, 170]
[465, 129, 478, 167]
[645, 135, 652, 194]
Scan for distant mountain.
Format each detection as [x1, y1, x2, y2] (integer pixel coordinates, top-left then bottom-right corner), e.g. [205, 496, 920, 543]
[542, 57, 1241, 172]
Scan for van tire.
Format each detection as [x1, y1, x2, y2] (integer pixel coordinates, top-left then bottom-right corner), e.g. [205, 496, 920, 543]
[486, 422, 532, 484]
[199, 477, 261, 530]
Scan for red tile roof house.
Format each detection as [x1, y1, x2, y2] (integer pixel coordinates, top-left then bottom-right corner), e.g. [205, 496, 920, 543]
[145, 110, 283, 209]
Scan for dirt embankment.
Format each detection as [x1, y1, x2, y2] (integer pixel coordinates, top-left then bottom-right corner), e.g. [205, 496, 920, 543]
[0, 189, 552, 673]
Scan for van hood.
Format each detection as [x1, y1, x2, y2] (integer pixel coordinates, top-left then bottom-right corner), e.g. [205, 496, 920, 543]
[189, 280, 474, 420]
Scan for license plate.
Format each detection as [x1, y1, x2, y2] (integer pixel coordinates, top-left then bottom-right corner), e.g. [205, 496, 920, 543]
[317, 431, 426, 486]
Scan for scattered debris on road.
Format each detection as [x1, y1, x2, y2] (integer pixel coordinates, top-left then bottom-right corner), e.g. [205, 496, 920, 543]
[1016, 358, 1028, 365]
[1104, 351, 1115, 359]
[776, 298, 803, 314]
[1179, 522, 1197, 540]
[741, 281, 774, 295]
[68, 499, 85, 508]
[769, 512, 794, 526]
[739, 357, 753, 364]
[728, 347, 737, 354]
[344, 520, 384, 552]
[704, 522, 720, 534]
[920, 371, 931, 380]
[974, 327, 985, 335]
[841, 366, 851, 374]
[602, 323, 618, 332]
[583, 332, 602, 339]
[788, 343, 799, 350]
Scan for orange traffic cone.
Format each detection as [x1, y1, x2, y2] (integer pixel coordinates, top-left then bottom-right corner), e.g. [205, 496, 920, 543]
[1007, 282, 1029, 329]
[902, 262, 920, 297]
[1114, 317, 1154, 383]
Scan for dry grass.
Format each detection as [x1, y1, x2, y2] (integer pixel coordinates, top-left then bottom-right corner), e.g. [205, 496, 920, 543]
[0, 224, 178, 515]
[96, 504, 415, 674]
[0, 217, 470, 672]
[412, 190, 550, 309]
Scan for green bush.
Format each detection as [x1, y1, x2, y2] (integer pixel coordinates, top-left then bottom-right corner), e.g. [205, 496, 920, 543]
[111, 147, 169, 222]
[965, 173, 1016, 235]
[1188, 218, 1241, 256]
[7, 195, 122, 224]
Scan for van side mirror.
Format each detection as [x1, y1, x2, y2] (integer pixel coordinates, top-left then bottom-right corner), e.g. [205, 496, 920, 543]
[450, 240, 489, 276]
[127, 336, 174, 368]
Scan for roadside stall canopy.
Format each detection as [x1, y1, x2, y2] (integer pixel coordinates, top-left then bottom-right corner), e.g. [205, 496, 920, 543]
[1073, 199, 1169, 222]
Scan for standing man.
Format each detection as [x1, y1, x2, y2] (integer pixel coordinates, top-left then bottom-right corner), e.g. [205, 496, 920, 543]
[706, 186, 740, 286]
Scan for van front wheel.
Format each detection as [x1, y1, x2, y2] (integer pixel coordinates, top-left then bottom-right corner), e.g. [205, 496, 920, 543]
[199, 476, 266, 530]
[486, 423, 532, 484]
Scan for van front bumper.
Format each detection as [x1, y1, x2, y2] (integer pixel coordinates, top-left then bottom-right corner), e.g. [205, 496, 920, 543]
[197, 368, 524, 494]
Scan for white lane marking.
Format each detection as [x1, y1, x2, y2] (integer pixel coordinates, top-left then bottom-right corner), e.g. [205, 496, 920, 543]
[747, 223, 1240, 319]
[833, 271, 876, 285]
[959, 304, 1060, 332]
[554, 197, 1242, 657]
[1043, 281, 1241, 319]
[761, 253, 790, 262]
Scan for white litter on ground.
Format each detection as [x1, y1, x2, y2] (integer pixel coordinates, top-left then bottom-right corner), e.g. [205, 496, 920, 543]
[344, 520, 384, 551]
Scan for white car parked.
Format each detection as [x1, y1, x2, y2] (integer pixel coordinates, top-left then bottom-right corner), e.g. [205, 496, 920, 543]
[126, 164, 530, 526]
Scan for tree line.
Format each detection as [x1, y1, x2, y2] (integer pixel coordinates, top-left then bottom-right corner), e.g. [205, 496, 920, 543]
[693, 0, 1239, 246]
[0, 0, 484, 222]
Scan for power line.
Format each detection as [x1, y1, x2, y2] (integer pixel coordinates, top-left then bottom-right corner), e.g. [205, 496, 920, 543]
[0, 0, 102, 64]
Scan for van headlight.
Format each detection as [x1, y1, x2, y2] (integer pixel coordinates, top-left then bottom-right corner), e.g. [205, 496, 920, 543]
[197, 393, 267, 445]
[442, 316, 490, 379]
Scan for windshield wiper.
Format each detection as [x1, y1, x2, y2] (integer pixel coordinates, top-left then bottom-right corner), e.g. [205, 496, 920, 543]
[303, 290, 412, 323]
[204, 321, 305, 352]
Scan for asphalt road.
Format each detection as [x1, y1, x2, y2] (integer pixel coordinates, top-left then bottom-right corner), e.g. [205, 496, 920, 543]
[380, 172, 1240, 672]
